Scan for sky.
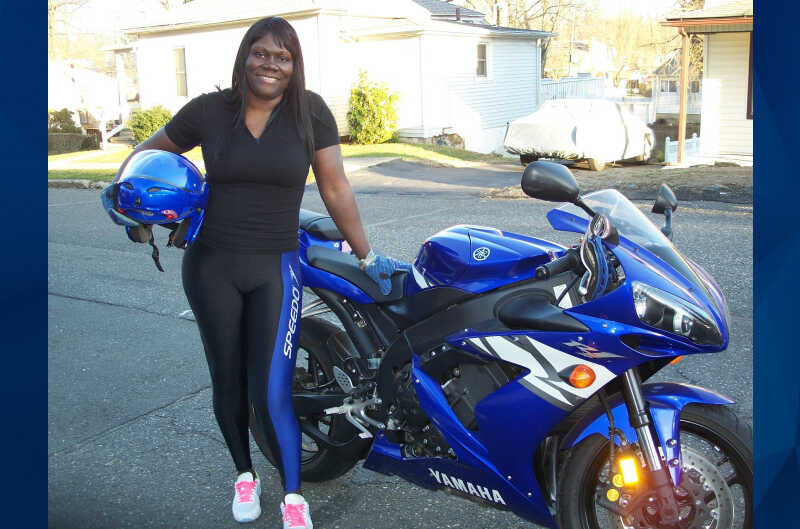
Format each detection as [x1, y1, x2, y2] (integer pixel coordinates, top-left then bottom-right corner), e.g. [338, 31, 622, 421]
[63, 0, 685, 35]
[589, 0, 682, 19]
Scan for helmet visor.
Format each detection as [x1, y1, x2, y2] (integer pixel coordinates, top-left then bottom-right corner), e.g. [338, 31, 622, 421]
[101, 184, 142, 228]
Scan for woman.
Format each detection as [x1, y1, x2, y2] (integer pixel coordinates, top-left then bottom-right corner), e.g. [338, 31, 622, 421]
[114, 17, 396, 528]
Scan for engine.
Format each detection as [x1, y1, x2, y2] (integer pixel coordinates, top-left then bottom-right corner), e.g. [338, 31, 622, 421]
[386, 349, 519, 459]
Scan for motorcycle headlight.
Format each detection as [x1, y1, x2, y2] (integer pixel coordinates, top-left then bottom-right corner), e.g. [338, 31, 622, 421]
[632, 282, 722, 346]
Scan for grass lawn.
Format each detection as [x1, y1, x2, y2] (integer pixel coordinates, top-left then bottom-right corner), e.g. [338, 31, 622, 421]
[48, 142, 503, 174]
[339, 143, 504, 166]
[48, 169, 118, 182]
[48, 145, 205, 165]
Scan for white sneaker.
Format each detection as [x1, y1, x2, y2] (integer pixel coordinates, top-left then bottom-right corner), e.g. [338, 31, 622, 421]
[281, 493, 313, 529]
[232, 471, 261, 523]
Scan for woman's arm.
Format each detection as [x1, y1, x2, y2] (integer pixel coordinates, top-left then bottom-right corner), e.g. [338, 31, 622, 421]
[312, 144, 371, 260]
[114, 127, 190, 182]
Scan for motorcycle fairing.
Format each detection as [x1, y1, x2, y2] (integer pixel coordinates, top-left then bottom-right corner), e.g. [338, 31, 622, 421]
[548, 207, 729, 349]
[561, 382, 734, 485]
[363, 353, 559, 528]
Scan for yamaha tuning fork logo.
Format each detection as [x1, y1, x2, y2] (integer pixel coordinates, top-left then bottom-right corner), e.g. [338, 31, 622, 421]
[472, 247, 491, 261]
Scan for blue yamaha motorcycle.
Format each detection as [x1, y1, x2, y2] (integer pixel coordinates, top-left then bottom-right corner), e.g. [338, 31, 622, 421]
[250, 161, 752, 529]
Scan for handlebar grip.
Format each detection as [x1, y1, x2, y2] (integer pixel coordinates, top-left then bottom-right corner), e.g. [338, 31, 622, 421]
[536, 248, 580, 280]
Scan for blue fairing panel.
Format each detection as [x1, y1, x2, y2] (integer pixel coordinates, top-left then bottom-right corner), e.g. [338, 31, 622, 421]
[563, 382, 734, 485]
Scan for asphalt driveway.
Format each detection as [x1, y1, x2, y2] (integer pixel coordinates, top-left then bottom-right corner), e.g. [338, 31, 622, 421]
[48, 161, 753, 529]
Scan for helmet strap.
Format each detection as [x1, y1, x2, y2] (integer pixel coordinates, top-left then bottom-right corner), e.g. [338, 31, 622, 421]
[167, 218, 192, 249]
[148, 231, 165, 272]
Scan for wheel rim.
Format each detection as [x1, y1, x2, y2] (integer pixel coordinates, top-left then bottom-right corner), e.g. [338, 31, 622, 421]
[581, 426, 752, 528]
[293, 346, 336, 464]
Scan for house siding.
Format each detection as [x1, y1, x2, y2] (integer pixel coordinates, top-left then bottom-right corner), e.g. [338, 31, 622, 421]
[701, 32, 752, 156]
[419, 35, 539, 152]
[128, 4, 545, 154]
[134, 17, 319, 114]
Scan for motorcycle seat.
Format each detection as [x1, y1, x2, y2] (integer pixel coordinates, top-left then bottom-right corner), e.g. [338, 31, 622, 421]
[306, 245, 407, 303]
[299, 209, 343, 241]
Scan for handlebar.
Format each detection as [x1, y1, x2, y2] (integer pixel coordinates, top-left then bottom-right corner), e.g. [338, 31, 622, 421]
[535, 247, 581, 280]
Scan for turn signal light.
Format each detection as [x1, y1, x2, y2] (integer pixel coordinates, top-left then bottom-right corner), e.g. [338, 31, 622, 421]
[619, 457, 640, 485]
[669, 355, 684, 365]
[568, 365, 596, 388]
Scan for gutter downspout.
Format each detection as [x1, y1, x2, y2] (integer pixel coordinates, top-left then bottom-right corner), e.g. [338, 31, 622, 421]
[677, 28, 690, 164]
[419, 34, 425, 138]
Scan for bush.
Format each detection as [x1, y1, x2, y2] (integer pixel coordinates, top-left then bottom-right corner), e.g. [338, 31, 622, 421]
[128, 105, 173, 144]
[48, 108, 81, 133]
[81, 133, 100, 151]
[346, 71, 398, 144]
[48, 133, 87, 154]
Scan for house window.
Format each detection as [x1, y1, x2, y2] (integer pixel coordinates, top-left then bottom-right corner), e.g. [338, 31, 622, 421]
[746, 32, 753, 119]
[690, 80, 700, 93]
[174, 47, 188, 97]
[476, 43, 487, 77]
[661, 79, 677, 93]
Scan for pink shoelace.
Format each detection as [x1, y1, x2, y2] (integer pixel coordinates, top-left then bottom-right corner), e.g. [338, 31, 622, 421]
[283, 503, 307, 527]
[235, 481, 257, 503]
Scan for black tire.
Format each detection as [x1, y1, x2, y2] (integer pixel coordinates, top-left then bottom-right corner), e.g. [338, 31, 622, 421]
[557, 404, 753, 529]
[249, 317, 368, 482]
[587, 158, 606, 171]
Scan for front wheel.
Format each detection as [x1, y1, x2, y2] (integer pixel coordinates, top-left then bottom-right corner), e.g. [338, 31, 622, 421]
[557, 404, 753, 529]
[249, 317, 368, 482]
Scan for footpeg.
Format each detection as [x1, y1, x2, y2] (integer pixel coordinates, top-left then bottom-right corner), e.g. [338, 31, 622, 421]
[325, 397, 385, 439]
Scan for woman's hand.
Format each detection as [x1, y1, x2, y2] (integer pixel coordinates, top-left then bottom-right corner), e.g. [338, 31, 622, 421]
[359, 250, 401, 296]
[114, 127, 189, 182]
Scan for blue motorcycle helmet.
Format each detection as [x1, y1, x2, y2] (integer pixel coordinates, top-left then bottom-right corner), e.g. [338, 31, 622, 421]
[101, 150, 208, 271]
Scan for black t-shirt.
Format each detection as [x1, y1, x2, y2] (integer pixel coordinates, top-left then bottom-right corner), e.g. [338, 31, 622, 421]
[164, 90, 339, 253]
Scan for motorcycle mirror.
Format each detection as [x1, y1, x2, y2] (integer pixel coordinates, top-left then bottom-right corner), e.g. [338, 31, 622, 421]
[521, 161, 580, 203]
[652, 184, 678, 214]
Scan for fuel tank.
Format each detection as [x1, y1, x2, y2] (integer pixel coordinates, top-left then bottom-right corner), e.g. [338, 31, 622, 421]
[410, 225, 566, 294]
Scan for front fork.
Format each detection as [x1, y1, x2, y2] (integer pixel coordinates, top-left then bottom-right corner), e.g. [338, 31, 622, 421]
[620, 369, 681, 525]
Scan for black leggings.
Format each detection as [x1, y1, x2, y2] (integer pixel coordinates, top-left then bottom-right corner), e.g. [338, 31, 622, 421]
[182, 241, 303, 492]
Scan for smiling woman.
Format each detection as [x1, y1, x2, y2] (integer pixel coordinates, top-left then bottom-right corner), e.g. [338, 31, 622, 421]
[102, 15, 401, 529]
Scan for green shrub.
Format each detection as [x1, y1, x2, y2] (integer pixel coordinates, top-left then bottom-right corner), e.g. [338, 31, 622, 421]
[128, 105, 173, 144]
[346, 71, 398, 145]
[48, 133, 87, 154]
[81, 133, 100, 151]
[48, 108, 81, 133]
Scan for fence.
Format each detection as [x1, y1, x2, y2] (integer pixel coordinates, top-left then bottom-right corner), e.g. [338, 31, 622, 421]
[540, 77, 605, 101]
[665, 133, 700, 162]
[654, 92, 702, 115]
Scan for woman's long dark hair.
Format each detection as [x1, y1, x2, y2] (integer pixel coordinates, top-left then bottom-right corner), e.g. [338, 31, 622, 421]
[224, 17, 315, 161]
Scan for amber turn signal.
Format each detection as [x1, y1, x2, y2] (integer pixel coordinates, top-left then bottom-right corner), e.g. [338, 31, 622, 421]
[669, 355, 684, 365]
[619, 457, 640, 485]
[568, 365, 596, 388]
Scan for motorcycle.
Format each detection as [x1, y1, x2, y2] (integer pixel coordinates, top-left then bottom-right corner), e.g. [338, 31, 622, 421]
[250, 161, 752, 528]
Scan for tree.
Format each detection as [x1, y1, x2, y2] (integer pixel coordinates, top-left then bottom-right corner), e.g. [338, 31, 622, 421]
[48, 0, 89, 58]
[464, 1, 585, 75]
[677, 1, 705, 78]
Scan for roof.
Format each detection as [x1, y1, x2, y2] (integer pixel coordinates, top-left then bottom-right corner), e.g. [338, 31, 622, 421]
[343, 17, 553, 40]
[125, 0, 553, 40]
[664, 0, 752, 21]
[439, 20, 553, 38]
[411, 0, 485, 19]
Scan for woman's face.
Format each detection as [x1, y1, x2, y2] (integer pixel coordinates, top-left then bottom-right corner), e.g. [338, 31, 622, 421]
[245, 33, 293, 102]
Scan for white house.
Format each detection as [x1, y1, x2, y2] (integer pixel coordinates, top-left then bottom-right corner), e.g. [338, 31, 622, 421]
[652, 49, 702, 122]
[122, 0, 552, 154]
[662, 0, 753, 163]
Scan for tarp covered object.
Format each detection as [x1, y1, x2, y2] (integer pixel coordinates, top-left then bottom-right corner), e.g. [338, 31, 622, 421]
[504, 99, 653, 163]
